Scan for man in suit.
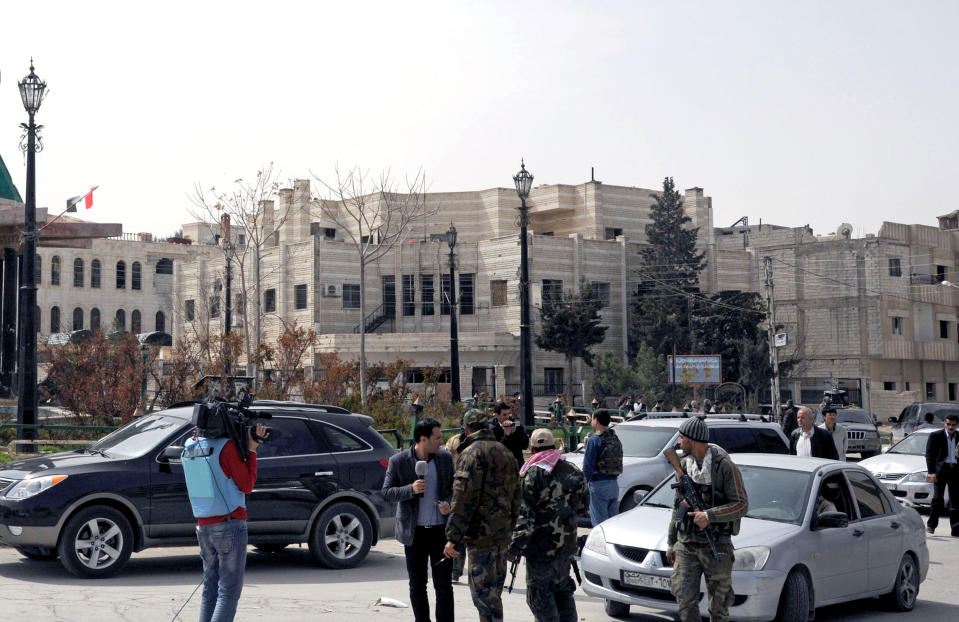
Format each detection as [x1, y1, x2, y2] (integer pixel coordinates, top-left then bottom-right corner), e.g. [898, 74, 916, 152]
[383, 418, 455, 622]
[925, 413, 959, 536]
[789, 407, 839, 460]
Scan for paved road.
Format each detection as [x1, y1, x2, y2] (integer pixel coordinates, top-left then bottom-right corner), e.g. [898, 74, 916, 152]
[0, 533, 956, 621]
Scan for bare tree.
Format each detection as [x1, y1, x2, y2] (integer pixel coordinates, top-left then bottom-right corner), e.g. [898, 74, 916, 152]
[311, 166, 436, 411]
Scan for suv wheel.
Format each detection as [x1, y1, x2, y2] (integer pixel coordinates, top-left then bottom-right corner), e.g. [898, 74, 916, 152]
[58, 505, 133, 578]
[309, 502, 372, 569]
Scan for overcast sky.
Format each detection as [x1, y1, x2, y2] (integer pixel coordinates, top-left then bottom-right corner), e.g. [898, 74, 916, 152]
[1, 1, 956, 239]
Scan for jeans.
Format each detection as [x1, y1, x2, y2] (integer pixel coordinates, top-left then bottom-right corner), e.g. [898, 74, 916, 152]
[404, 525, 454, 622]
[589, 479, 619, 525]
[197, 519, 248, 622]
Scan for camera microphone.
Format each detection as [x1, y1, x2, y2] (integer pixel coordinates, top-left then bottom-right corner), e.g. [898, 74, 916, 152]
[415, 460, 428, 497]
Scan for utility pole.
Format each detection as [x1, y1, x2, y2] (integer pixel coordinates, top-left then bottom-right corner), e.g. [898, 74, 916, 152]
[763, 257, 781, 423]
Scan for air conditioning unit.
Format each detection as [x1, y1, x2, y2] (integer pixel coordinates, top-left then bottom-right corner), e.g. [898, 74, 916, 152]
[322, 284, 340, 297]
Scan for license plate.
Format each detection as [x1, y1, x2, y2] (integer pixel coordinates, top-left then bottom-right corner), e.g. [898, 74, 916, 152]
[622, 570, 671, 590]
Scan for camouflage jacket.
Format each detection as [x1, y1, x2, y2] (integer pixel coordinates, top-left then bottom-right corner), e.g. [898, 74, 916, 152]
[508, 456, 589, 562]
[446, 429, 521, 549]
[667, 444, 748, 547]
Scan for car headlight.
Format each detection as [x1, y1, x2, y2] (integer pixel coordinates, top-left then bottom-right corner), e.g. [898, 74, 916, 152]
[584, 526, 608, 556]
[732, 546, 770, 571]
[904, 471, 929, 483]
[3, 475, 68, 500]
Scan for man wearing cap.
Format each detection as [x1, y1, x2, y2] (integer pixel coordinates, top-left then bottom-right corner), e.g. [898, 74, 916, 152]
[789, 407, 839, 460]
[667, 418, 748, 622]
[445, 409, 521, 622]
[819, 406, 848, 461]
[508, 429, 588, 622]
[582, 409, 623, 525]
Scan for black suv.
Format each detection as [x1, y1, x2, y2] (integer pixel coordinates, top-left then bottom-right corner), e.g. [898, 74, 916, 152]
[0, 401, 397, 578]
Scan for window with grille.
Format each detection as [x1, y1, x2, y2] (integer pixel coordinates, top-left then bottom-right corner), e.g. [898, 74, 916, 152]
[491, 280, 507, 307]
[892, 317, 903, 335]
[590, 281, 611, 307]
[543, 279, 563, 308]
[132, 262, 142, 290]
[888, 258, 902, 277]
[264, 288, 276, 313]
[343, 284, 360, 309]
[421, 275, 434, 315]
[115, 309, 126, 331]
[51, 256, 61, 286]
[440, 274, 452, 315]
[402, 275, 415, 316]
[459, 273, 474, 315]
[295, 284, 308, 310]
[73, 258, 84, 287]
[91, 259, 101, 288]
[116, 261, 126, 289]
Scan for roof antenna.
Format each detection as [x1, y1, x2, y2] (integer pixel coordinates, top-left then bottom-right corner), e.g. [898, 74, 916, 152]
[591, 166, 595, 182]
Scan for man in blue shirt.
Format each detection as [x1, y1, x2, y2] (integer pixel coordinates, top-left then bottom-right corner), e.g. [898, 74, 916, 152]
[582, 410, 623, 525]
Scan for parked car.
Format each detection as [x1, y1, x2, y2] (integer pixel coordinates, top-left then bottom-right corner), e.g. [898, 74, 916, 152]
[861, 428, 947, 509]
[581, 454, 929, 621]
[0, 401, 397, 578]
[565, 417, 789, 514]
[889, 402, 959, 442]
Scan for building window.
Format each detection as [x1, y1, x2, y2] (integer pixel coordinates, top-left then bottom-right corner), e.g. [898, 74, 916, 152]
[891, 316, 903, 335]
[50, 306, 60, 333]
[116, 261, 126, 289]
[131, 309, 142, 334]
[421, 275, 434, 315]
[343, 284, 360, 309]
[543, 279, 563, 308]
[115, 309, 126, 332]
[491, 280, 507, 307]
[210, 279, 221, 318]
[926, 382, 936, 400]
[883, 381, 896, 391]
[888, 258, 902, 277]
[155, 258, 173, 274]
[185, 300, 195, 322]
[156, 311, 166, 333]
[940, 320, 950, 339]
[264, 288, 276, 313]
[90, 308, 101, 333]
[238, 234, 245, 246]
[72, 307, 83, 331]
[544, 367, 565, 394]
[132, 261, 142, 290]
[905, 382, 911, 391]
[440, 274, 452, 315]
[402, 275, 415, 316]
[936, 265, 947, 283]
[51, 255, 61, 286]
[460, 273, 475, 315]
[73, 258, 84, 287]
[382, 275, 396, 317]
[590, 281, 611, 307]
[295, 284, 308, 310]
[950, 383, 958, 401]
[323, 227, 336, 240]
[91, 259, 101, 288]
[604, 227, 623, 240]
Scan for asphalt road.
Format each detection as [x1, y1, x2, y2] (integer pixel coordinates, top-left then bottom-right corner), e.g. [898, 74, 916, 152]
[0, 531, 957, 622]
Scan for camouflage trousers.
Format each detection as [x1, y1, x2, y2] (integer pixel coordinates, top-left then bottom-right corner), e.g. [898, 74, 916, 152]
[466, 544, 508, 622]
[524, 556, 577, 622]
[670, 539, 736, 622]
[451, 546, 466, 581]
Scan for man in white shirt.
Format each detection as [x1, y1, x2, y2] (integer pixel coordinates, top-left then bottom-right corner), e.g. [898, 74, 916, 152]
[789, 408, 839, 460]
[819, 407, 848, 461]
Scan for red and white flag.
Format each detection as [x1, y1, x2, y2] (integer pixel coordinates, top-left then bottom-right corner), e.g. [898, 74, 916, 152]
[83, 186, 98, 209]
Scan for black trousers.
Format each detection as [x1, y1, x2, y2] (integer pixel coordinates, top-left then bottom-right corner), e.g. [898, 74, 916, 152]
[928, 463, 959, 534]
[404, 525, 454, 622]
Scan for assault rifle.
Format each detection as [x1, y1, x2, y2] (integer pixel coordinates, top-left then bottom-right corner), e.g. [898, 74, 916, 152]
[507, 557, 520, 594]
[664, 448, 723, 559]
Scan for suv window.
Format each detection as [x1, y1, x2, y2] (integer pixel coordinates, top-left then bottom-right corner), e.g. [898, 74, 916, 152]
[256, 417, 327, 458]
[709, 427, 758, 453]
[846, 470, 890, 518]
[753, 428, 790, 454]
[317, 422, 369, 452]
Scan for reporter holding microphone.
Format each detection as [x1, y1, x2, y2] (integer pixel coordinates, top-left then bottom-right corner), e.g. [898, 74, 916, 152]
[383, 418, 455, 622]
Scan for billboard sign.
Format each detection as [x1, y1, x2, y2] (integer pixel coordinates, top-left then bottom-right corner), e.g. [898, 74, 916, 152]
[774, 333, 788, 347]
[667, 355, 722, 384]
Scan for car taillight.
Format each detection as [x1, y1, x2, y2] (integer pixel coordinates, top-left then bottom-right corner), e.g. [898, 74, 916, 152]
[379, 459, 390, 468]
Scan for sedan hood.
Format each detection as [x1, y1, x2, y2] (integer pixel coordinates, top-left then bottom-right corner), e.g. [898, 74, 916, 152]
[859, 453, 925, 474]
[600, 505, 801, 550]
[0, 450, 112, 479]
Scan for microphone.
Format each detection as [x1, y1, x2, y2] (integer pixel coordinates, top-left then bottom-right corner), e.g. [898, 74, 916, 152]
[415, 460, 428, 497]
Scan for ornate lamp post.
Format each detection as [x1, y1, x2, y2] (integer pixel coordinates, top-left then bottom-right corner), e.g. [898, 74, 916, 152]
[513, 160, 534, 427]
[447, 223, 460, 403]
[17, 60, 47, 452]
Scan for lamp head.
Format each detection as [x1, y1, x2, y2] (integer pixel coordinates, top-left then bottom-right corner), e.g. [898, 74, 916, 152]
[18, 59, 47, 115]
[447, 223, 457, 250]
[513, 159, 533, 200]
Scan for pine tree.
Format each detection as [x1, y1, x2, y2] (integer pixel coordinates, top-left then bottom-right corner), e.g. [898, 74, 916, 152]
[629, 177, 705, 358]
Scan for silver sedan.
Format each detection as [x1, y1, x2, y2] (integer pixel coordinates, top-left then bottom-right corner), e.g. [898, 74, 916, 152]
[860, 428, 949, 509]
[580, 454, 929, 621]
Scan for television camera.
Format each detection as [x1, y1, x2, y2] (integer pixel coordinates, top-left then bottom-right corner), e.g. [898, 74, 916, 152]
[191, 388, 271, 461]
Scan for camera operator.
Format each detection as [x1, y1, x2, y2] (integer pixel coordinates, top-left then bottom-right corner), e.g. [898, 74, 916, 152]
[490, 401, 528, 467]
[182, 408, 268, 622]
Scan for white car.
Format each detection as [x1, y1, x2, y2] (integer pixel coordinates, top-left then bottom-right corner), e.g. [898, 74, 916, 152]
[580, 454, 929, 621]
[860, 428, 948, 509]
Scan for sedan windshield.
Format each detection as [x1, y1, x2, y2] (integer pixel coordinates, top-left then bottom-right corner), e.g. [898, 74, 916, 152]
[615, 427, 679, 458]
[888, 433, 928, 455]
[87, 413, 187, 459]
[643, 464, 811, 524]
[836, 410, 872, 425]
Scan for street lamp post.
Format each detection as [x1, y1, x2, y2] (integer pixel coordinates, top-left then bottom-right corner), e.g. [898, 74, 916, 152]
[17, 60, 47, 453]
[447, 224, 460, 403]
[513, 161, 534, 427]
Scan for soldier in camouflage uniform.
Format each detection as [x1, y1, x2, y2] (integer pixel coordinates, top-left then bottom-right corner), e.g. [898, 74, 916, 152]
[444, 409, 521, 622]
[667, 418, 748, 622]
[508, 428, 588, 622]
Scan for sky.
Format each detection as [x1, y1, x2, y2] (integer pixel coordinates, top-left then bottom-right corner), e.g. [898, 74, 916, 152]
[0, 1, 956, 239]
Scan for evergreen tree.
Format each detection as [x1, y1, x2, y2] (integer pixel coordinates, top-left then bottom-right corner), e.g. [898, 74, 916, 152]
[629, 177, 705, 358]
[690, 291, 766, 383]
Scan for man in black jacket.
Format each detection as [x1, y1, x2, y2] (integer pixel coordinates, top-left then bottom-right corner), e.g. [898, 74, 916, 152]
[490, 401, 529, 466]
[925, 413, 959, 536]
[383, 418, 455, 622]
[789, 407, 839, 460]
